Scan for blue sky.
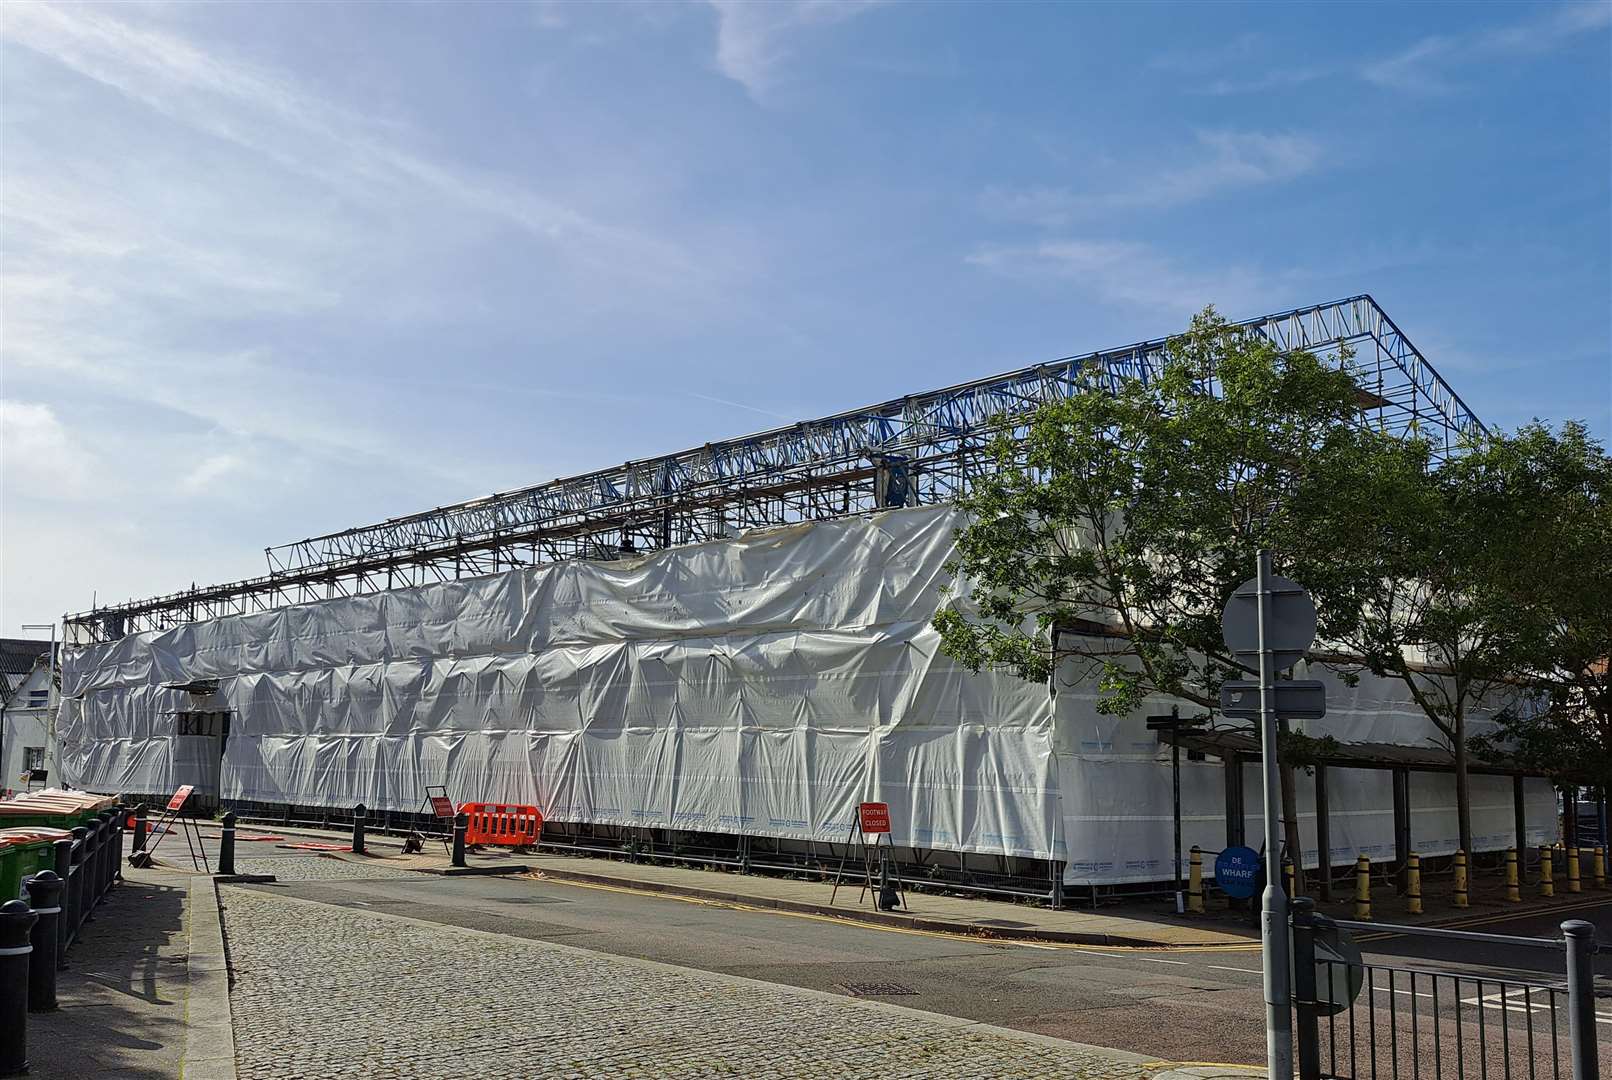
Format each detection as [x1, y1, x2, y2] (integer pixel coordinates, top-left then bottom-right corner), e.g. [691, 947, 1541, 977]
[2, 0, 1609, 631]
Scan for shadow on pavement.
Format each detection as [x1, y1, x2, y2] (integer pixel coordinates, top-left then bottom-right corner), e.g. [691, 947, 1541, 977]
[26, 874, 190, 1080]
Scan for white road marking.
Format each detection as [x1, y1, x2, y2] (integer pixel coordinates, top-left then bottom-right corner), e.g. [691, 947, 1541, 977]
[1138, 957, 1189, 965]
[1207, 965, 1260, 975]
[1016, 942, 1060, 951]
[1370, 985, 1436, 1001]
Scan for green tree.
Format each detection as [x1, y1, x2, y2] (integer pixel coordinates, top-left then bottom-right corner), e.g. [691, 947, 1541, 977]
[1471, 423, 1612, 819]
[932, 308, 1402, 871]
[1324, 423, 1609, 857]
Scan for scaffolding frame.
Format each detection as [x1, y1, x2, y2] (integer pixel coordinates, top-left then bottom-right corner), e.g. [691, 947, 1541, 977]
[64, 295, 1483, 645]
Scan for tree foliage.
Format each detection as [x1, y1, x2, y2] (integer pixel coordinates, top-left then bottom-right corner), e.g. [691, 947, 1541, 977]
[933, 307, 1404, 720]
[934, 305, 1612, 866]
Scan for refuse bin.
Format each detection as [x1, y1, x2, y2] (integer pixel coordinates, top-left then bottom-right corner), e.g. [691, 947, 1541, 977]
[0, 830, 69, 902]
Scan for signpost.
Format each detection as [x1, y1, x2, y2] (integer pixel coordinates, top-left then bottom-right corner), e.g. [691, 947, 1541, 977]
[132, 784, 208, 872]
[831, 802, 904, 912]
[1221, 552, 1324, 1080]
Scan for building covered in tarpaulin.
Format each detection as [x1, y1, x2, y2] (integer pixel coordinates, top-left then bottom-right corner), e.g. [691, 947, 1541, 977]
[56, 296, 1556, 895]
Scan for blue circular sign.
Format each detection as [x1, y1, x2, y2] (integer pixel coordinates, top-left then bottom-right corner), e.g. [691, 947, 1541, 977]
[1215, 845, 1262, 899]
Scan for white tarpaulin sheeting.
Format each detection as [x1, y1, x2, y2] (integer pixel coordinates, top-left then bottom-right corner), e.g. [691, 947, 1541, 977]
[57, 504, 1556, 884]
[59, 506, 1060, 859]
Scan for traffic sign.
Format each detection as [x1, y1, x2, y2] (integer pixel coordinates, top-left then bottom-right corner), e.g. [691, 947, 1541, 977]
[1220, 680, 1328, 720]
[858, 802, 891, 835]
[1215, 845, 1262, 899]
[166, 784, 194, 812]
[1221, 574, 1317, 672]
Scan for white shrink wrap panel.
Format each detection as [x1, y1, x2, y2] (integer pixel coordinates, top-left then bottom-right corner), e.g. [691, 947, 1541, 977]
[59, 506, 1063, 861]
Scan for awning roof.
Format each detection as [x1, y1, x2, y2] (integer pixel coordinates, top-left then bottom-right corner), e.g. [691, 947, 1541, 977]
[1159, 729, 1550, 778]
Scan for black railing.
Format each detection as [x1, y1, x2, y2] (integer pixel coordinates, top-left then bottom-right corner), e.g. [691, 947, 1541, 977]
[1293, 900, 1603, 1079]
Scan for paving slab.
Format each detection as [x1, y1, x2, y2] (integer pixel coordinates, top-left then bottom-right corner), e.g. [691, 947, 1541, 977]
[220, 883, 1167, 1079]
[23, 867, 190, 1080]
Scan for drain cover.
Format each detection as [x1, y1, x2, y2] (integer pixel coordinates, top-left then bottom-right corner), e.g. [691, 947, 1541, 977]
[837, 982, 918, 997]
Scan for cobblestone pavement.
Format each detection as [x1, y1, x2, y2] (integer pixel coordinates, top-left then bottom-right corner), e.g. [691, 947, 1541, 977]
[231, 854, 423, 880]
[222, 886, 1161, 1079]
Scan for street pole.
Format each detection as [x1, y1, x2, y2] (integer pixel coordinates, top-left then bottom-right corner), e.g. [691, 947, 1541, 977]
[1256, 549, 1292, 1079]
[1173, 737, 1183, 915]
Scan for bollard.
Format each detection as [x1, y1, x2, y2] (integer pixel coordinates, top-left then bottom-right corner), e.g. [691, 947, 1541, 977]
[1567, 846, 1581, 893]
[69, 828, 89, 937]
[23, 872, 62, 1012]
[0, 899, 39, 1077]
[1595, 846, 1606, 889]
[1354, 855, 1372, 920]
[51, 839, 72, 968]
[112, 805, 126, 883]
[1506, 847, 1521, 902]
[1282, 855, 1297, 899]
[352, 803, 367, 856]
[1290, 897, 1322, 1080]
[133, 804, 149, 853]
[1453, 849, 1469, 909]
[1541, 845, 1555, 897]
[1563, 920, 1600, 1080]
[452, 812, 468, 868]
[96, 811, 115, 901]
[1406, 852, 1422, 915]
[1187, 847, 1204, 913]
[218, 812, 237, 877]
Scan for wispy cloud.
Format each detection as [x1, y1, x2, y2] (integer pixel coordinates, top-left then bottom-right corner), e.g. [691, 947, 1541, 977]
[966, 239, 1276, 316]
[707, 0, 883, 101]
[0, 400, 99, 500]
[1198, 3, 1611, 96]
[1363, 3, 1612, 94]
[981, 130, 1322, 223]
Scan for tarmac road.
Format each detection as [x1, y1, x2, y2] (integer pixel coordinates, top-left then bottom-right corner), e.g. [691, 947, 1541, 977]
[204, 839, 1612, 1072]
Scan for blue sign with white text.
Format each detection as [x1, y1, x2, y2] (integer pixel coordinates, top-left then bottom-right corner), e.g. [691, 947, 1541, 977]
[1215, 845, 1262, 899]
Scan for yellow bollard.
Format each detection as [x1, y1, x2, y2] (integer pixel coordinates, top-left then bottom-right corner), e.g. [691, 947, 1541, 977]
[1540, 845, 1554, 897]
[1505, 847, 1521, 903]
[1568, 846, 1582, 893]
[1188, 847, 1204, 913]
[1406, 852, 1422, 915]
[1595, 846, 1606, 889]
[1354, 854, 1372, 920]
[1453, 849, 1469, 909]
[1283, 856, 1297, 899]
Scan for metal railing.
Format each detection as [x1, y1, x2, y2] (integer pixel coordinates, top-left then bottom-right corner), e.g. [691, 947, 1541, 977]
[1293, 899, 1603, 1079]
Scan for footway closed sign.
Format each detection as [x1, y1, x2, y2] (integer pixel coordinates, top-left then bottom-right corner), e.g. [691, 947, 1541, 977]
[858, 802, 891, 834]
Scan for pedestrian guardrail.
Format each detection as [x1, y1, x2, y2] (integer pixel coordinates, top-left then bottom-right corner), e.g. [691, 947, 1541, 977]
[1292, 898, 1603, 1080]
[0, 803, 127, 1077]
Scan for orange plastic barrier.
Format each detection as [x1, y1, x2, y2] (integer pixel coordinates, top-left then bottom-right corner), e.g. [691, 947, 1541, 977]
[461, 803, 542, 847]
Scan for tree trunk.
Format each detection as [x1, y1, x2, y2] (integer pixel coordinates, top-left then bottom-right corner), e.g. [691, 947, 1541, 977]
[1278, 722, 1304, 895]
[1453, 711, 1474, 857]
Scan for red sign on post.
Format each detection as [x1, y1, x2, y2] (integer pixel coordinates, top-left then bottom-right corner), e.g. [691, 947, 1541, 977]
[167, 784, 195, 812]
[858, 802, 891, 835]
[429, 795, 455, 820]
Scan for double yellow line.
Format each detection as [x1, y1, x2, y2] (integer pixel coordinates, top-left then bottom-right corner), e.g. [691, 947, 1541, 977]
[1352, 892, 1612, 942]
[542, 874, 1263, 953]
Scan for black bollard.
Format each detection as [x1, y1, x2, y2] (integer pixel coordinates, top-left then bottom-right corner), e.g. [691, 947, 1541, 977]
[113, 805, 127, 882]
[452, 811, 468, 868]
[352, 803, 367, 856]
[68, 828, 88, 939]
[218, 812, 237, 876]
[23, 872, 62, 1012]
[51, 839, 72, 969]
[133, 804, 149, 852]
[0, 899, 39, 1077]
[95, 811, 114, 901]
